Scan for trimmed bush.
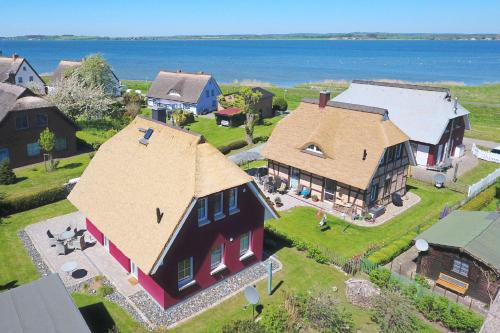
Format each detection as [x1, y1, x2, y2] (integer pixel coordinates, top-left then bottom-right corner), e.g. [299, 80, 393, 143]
[0, 160, 16, 185]
[273, 96, 288, 111]
[369, 267, 393, 288]
[97, 284, 114, 297]
[217, 139, 248, 155]
[461, 181, 498, 211]
[306, 247, 329, 264]
[172, 110, 195, 126]
[367, 232, 417, 265]
[0, 186, 68, 216]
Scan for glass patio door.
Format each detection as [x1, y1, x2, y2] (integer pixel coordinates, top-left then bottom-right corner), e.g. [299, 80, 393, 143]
[324, 179, 335, 201]
[290, 168, 300, 189]
[130, 261, 138, 278]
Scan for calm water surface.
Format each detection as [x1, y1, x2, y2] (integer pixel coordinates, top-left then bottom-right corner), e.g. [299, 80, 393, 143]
[0, 40, 499, 85]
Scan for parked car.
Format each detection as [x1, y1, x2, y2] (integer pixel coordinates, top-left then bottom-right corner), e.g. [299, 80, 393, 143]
[491, 146, 500, 154]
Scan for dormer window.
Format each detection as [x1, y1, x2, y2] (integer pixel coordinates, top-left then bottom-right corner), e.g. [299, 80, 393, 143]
[305, 145, 323, 155]
[168, 89, 180, 97]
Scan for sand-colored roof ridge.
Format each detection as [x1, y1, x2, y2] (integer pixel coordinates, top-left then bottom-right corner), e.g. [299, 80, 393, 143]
[68, 116, 250, 274]
[158, 69, 212, 77]
[262, 101, 409, 189]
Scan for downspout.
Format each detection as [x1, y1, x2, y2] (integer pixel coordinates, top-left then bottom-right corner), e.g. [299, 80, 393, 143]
[446, 98, 458, 160]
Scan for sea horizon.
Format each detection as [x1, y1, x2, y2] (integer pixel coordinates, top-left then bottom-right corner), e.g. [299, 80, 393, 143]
[1, 39, 499, 86]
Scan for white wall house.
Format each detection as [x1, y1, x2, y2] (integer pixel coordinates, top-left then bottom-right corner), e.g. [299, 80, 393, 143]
[147, 70, 221, 115]
[0, 54, 46, 94]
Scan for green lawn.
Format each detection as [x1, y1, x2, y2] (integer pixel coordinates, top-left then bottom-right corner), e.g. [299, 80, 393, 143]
[121, 80, 152, 93]
[267, 180, 464, 258]
[457, 160, 499, 186]
[0, 154, 91, 200]
[185, 115, 283, 149]
[0, 200, 76, 288]
[73, 293, 148, 333]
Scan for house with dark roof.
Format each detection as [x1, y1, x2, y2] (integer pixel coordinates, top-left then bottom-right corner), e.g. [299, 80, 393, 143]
[221, 87, 275, 118]
[416, 211, 500, 303]
[0, 274, 91, 333]
[0, 54, 45, 94]
[49, 60, 122, 96]
[333, 81, 471, 167]
[0, 82, 77, 167]
[68, 115, 277, 309]
[147, 70, 221, 116]
[262, 91, 415, 215]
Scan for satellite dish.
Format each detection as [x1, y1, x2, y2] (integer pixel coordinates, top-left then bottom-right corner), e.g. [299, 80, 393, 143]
[244, 286, 260, 305]
[415, 239, 429, 252]
[433, 173, 446, 188]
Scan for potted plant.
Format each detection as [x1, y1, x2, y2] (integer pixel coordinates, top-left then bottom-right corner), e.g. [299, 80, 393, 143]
[311, 194, 319, 202]
[274, 196, 283, 208]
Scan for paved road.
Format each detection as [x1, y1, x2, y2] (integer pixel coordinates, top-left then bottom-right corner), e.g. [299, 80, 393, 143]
[463, 137, 499, 150]
[228, 143, 265, 164]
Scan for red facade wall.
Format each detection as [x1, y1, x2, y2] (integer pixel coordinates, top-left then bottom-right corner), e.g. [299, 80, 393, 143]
[86, 218, 103, 244]
[84, 183, 265, 309]
[422, 116, 466, 166]
[109, 240, 131, 272]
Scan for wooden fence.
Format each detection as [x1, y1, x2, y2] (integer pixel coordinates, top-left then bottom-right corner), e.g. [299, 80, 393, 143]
[472, 144, 500, 163]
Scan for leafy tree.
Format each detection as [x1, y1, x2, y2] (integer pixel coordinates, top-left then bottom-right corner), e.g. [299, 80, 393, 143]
[0, 160, 16, 185]
[372, 288, 417, 333]
[272, 96, 288, 111]
[236, 87, 262, 145]
[48, 73, 114, 120]
[172, 109, 195, 126]
[38, 128, 56, 171]
[260, 303, 294, 333]
[221, 319, 265, 333]
[123, 91, 143, 119]
[304, 292, 354, 333]
[72, 54, 117, 96]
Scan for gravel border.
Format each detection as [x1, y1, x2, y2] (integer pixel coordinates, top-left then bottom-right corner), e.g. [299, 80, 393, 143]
[130, 257, 282, 328]
[18, 230, 151, 329]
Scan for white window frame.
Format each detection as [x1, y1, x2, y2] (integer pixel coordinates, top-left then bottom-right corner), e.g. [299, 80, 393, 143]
[239, 232, 253, 261]
[197, 197, 210, 226]
[369, 183, 378, 203]
[452, 259, 469, 277]
[305, 144, 323, 155]
[210, 244, 225, 273]
[130, 261, 139, 278]
[229, 188, 239, 215]
[178, 257, 194, 290]
[214, 192, 225, 221]
[103, 236, 110, 251]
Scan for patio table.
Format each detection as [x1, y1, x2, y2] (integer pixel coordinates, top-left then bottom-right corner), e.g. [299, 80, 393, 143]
[61, 261, 77, 276]
[59, 230, 75, 241]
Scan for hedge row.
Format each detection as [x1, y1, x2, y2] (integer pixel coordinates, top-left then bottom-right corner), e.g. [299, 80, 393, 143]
[461, 180, 499, 211]
[217, 140, 248, 155]
[367, 232, 417, 265]
[0, 185, 68, 216]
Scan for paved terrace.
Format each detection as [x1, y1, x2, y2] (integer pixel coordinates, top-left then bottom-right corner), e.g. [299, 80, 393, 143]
[25, 212, 141, 297]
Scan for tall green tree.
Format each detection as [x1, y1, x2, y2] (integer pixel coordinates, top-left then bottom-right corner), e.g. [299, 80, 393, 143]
[70, 54, 116, 96]
[237, 87, 262, 145]
[38, 128, 56, 171]
[0, 160, 16, 185]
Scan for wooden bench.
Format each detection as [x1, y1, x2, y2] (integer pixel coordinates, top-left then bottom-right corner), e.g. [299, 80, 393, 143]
[436, 273, 469, 295]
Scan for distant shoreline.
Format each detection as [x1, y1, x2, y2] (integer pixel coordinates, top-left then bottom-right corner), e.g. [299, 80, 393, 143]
[1, 32, 499, 42]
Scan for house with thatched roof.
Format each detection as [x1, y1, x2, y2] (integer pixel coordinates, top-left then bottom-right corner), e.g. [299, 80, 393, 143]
[68, 115, 277, 309]
[147, 70, 221, 116]
[262, 91, 415, 215]
[0, 82, 77, 167]
[49, 59, 122, 96]
[333, 81, 471, 167]
[0, 53, 45, 94]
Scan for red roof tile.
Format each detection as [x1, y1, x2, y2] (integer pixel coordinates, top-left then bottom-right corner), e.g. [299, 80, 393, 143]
[215, 108, 242, 116]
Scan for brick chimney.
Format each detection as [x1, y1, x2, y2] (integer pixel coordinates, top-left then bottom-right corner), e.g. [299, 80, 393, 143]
[318, 90, 331, 108]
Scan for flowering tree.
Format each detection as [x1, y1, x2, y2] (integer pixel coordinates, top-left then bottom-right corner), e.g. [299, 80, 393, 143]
[48, 73, 114, 120]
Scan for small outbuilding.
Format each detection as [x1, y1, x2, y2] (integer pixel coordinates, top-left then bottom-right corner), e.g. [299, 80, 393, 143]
[0, 274, 91, 333]
[214, 108, 244, 127]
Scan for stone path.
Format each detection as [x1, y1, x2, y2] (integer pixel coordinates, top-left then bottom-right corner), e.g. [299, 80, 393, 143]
[130, 257, 282, 328]
[229, 143, 266, 164]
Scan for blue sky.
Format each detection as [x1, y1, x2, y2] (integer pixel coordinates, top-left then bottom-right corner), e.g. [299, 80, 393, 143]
[2, 0, 499, 36]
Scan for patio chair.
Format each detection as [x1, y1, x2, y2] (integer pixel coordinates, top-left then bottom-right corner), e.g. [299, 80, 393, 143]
[72, 236, 85, 251]
[56, 242, 67, 255]
[66, 226, 71, 232]
[300, 187, 311, 198]
[277, 182, 287, 194]
[47, 230, 56, 247]
[295, 184, 304, 196]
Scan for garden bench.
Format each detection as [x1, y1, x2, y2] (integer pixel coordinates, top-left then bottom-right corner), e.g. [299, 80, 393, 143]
[436, 272, 469, 295]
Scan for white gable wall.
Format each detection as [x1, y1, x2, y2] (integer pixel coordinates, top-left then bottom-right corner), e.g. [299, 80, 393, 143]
[15, 60, 45, 94]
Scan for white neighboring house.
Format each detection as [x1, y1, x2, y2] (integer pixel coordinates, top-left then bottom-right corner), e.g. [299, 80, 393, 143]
[147, 70, 221, 116]
[0, 54, 46, 94]
[333, 80, 471, 168]
[49, 60, 122, 97]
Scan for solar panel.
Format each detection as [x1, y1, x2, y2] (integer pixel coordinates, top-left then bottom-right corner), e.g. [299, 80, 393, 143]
[144, 128, 154, 140]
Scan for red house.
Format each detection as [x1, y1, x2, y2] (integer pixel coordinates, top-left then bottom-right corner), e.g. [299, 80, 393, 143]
[68, 116, 277, 309]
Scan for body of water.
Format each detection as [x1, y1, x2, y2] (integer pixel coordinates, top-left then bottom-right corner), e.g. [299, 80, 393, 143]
[0, 40, 499, 86]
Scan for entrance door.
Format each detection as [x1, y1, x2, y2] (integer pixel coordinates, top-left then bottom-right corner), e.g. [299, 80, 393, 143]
[416, 144, 430, 166]
[103, 236, 110, 252]
[130, 262, 138, 278]
[324, 179, 335, 202]
[290, 168, 300, 189]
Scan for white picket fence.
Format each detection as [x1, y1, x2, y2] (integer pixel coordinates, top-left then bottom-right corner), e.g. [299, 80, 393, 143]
[468, 167, 500, 198]
[471, 143, 500, 163]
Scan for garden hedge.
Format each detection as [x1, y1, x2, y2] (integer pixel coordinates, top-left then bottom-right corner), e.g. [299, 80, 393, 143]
[0, 185, 69, 216]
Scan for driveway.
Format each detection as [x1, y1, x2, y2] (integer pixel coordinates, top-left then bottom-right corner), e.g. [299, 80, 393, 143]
[228, 143, 266, 164]
[463, 137, 499, 150]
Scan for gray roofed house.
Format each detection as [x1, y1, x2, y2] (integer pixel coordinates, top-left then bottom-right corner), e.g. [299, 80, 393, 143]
[0, 54, 45, 94]
[0, 274, 91, 333]
[147, 70, 222, 116]
[333, 80, 471, 167]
